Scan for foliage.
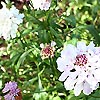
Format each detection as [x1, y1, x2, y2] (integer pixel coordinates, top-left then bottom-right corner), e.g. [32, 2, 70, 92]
[0, 0, 100, 100]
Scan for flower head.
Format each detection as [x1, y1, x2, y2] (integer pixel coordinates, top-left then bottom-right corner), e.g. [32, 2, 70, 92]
[2, 81, 21, 100]
[40, 41, 56, 59]
[31, 0, 51, 10]
[57, 41, 100, 96]
[0, 2, 24, 40]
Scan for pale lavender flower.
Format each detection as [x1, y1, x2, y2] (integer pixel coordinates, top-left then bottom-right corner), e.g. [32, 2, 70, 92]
[2, 81, 20, 100]
[31, 0, 51, 10]
[57, 41, 100, 96]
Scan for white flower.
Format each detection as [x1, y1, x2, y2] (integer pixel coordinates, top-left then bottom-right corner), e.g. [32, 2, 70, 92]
[0, 2, 24, 40]
[40, 41, 56, 59]
[31, 0, 51, 10]
[57, 41, 100, 96]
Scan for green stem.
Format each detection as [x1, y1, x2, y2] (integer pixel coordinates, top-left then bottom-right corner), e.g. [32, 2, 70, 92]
[36, 62, 43, 90]
[49, 57, 57, 77]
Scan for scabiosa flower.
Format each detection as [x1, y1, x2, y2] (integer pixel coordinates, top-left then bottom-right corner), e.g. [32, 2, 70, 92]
[40, 41, 56, 59]
[0, 2, 24, 40]
[31, 0, 51, 10]
[2, 81, 22, 100]
[56, 41, 100, 96]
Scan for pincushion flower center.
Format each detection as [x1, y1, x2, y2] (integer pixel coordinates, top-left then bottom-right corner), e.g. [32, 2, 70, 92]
[74, 54, 88, 66]
[43, 46, 51, 54]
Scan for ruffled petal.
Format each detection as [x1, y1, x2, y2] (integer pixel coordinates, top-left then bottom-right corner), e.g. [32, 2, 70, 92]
[56, 57, 68, 72]
[77, 42, 87, 54]
[86, 74, 98, 88]
[74, 82, 83, 96]
[83, 81, 93, 95]
[59, 71, 70, 81]
[61, 44, 77, 59]
[64, 77, 76, 90]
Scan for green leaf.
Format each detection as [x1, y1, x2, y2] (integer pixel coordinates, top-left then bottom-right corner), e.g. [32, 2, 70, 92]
[53, 96, 61, 100]
[33, 92, 48, 100]
[22, 29, 32, 36]
[65, 15, 76, 27]
[87, 25, 100, 44]
[16, 48, 34, 71]
[10, 51, 22, 66]
[50, 27, 60, 38]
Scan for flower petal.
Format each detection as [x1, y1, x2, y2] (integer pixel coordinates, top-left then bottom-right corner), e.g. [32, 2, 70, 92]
[83, 81, 93, 95]
[51, 41, 56, 47]
[77, 42, 87, 53]
[87, 41, 95, 51]
[74, 82, 83, 96]
[86, 74, 98, 88]
[56, 57, 68, 72]
[64, 77, 76, 90]
[59, 71, 70, 81]
[61, 44, 77, 59]
[93, 69, 100, 81]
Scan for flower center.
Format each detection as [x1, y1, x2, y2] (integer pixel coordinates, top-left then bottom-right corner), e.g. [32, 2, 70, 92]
[74, 54, 88, 66]
[43, 46, 51, 54]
